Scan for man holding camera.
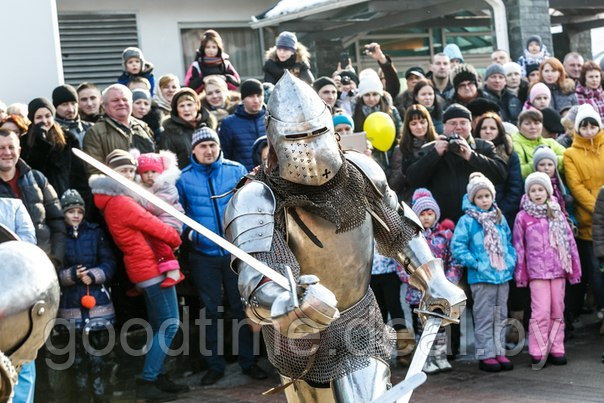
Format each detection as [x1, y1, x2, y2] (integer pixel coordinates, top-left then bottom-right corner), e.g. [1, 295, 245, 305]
[406, 104, 507, 222]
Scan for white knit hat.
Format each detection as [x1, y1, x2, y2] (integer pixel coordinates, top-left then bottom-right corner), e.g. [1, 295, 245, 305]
[357, 74, 383, 97]
[466, 172, 496, 202]
[525, 171, 553, 196]
[575, 103, 602, 132]
[503, 62, 522, 76]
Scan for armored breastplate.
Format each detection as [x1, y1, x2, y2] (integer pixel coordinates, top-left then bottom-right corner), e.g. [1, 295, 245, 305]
[286, 208, 373, 310]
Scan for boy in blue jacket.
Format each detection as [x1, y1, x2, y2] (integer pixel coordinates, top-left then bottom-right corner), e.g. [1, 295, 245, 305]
[451, 173, 516, 373]
[57, 189, 116, 401]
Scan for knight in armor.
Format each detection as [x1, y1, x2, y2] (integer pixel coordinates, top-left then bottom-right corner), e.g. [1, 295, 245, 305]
[224, 71, 466, 402]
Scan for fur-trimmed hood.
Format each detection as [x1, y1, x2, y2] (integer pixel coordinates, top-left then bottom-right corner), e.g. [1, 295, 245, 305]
[265, 43, 311, 65]
[89, 174, 142, 204]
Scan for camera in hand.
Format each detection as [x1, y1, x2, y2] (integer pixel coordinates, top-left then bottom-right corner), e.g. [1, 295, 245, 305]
[340, 75, 351, 85]
[446, 134, 463, 154]
[364, 45, 376, 55]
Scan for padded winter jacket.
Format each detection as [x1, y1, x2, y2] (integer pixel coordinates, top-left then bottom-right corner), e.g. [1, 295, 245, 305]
[545, 81, 578, 113]
[218, 104, 266, 171]
[184, 53, 241, 93]
[451, 195, 516, 285]
[90, 175, 181, 284]
[0, 197, 36, 244]
[511, 132, 566, 179]
[512, 201, 581, 287]
[176, 154, 246, 256]
[263, 45, 314, 85]
[591, 186, 604, 258]
[0, 159, 65, 264]
[58, 220, 116, 329]
[563, 129, 604, 240]
[83, 115, 155, 175]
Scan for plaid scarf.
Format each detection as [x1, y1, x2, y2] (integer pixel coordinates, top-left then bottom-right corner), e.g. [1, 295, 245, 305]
[202, 56, 222, 66]
[521, 194, 572, 274]
[465, 206, 506, 270]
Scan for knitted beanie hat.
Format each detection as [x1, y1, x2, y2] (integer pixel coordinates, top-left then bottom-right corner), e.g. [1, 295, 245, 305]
[106, 149, 137, 170]
[526, 35, 543, 50]
[503, 62, 522, 76]
[240, 79, 263, 99]
[137, 153, 164, 174]
[467, 172, 496, 202]
[276, 31, 297, 52]
[532, 145, 557, 170]
[575, 103, 603, 132]
[451, 63, 478, 89]
[60, 189, 85, 213]
[171, 87, 200, 112]
[132, 89, 151, 103]
[411, 188, 441, 224]
[529, 83, 551, 103]
[357, 74, 383, 97]
[443, 103, 472, 123]
[525, 171, 553, 196]
[540, 108, 564, 134]
[122, 47, 145, 70]
[526, 63, 540, 77]
[52, 85, 78, 107]
[333, 113, 354, 130]
[312, 76, 337, 92]
[27, 97, 55, 122]
[484, 63, 506, 80]
[405, 66, 425, 79]
[192, 126, 220, 149]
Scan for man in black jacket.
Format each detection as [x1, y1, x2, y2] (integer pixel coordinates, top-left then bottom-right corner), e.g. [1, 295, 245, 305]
[0, 129, 65, 266]
[407, 104, 507, 223]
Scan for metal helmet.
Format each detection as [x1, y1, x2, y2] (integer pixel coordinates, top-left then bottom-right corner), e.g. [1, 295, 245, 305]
[266, 71, 342, 186]
[0, 225, 59, 399]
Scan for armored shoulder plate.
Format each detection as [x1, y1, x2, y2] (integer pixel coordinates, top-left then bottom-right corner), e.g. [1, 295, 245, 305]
[344, 151, 398, 210]
[224, 180, 276, 254]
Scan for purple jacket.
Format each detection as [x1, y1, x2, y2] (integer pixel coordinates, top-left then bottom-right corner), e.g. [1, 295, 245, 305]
[512, 208, 581, 287]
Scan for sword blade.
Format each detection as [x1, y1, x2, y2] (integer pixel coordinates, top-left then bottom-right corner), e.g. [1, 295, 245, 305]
[73, 148, 291, 291]
[398, 317, 442, 403]
[371, 372, 427, 403]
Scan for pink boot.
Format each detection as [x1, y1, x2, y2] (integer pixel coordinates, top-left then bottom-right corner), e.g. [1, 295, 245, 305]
[496, 355, 513, 371]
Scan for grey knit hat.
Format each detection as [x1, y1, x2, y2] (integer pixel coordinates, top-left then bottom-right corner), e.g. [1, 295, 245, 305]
[276, 31, 297, 52]
[484, 63, 506, 80]
[467, 172, 496, 202]
[525, 171, 553, 196]
[106, 149, 137, 170]
[60, 189, 85, 213]
[132, 89, 151, 103]
[192, 126, 220, 149]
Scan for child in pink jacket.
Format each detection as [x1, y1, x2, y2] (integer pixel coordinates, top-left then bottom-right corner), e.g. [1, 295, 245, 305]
[513, 172, 581, 367]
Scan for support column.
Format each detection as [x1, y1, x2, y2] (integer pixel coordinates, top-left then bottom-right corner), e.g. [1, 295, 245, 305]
[503, 0, 553, 61]
[0, 0, 64, 104]
[310, 38, 344, 78]
[566, 29, 592, 60]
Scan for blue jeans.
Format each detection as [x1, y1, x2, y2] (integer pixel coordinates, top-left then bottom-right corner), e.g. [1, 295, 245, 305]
[189, 251, 255, 373]
[141, 283, 180, 381]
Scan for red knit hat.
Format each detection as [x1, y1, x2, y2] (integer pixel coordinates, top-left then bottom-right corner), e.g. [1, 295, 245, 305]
[137, 153, 164, 174]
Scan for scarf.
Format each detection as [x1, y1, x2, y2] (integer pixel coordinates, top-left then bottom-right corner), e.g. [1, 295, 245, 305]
[521, 194, 572, 274]
[202, 56, 223, 67]
[361, 104, 381, 118]
[465, 206, 506, 270]
[154, 90, 171, 113]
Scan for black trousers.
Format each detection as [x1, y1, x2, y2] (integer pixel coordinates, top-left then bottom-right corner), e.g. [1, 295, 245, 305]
[370, 272, 406, 330]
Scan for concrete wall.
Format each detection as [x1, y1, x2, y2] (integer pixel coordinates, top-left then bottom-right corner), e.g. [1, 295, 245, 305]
[1, 0, 64, 104]
[56, 0, 274, 80]
[504, 0, 553, 60]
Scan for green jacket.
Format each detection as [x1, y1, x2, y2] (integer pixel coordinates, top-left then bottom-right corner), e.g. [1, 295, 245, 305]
[511, 132, 565, 179]
[83, 116, 155, 175]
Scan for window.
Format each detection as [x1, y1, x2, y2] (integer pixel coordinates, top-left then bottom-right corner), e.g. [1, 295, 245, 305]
[180, 27, 263, 79]
[58, 13, 138, 87]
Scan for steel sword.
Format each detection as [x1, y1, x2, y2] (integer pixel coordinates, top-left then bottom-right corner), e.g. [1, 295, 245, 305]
[72, 148, 291, 291]
[371, 317, 442, 403]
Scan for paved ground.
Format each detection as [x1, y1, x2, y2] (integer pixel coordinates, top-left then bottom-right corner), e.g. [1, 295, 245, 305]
[39, 313, 604, 402]
[169, 315, 604, 402]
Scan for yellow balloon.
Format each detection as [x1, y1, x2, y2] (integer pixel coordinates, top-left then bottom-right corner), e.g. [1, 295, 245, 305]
[363, 112, 395, 152]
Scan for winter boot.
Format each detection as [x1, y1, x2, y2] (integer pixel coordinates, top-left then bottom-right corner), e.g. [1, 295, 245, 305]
[422, 356, 440, 374]
[433, 342, 452, 372]
[395, 328, 415, 367]
[135, 379, 178, 402]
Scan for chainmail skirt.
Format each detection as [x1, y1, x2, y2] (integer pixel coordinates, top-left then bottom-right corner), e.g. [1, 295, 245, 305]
[262, 288, 394, 384]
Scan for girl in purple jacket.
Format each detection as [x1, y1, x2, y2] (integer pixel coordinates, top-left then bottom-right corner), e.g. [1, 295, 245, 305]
[513, 172, 581, 367]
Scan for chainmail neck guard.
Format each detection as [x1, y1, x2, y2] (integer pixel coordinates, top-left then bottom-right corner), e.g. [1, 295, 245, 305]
[255, 159, 368, 234]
